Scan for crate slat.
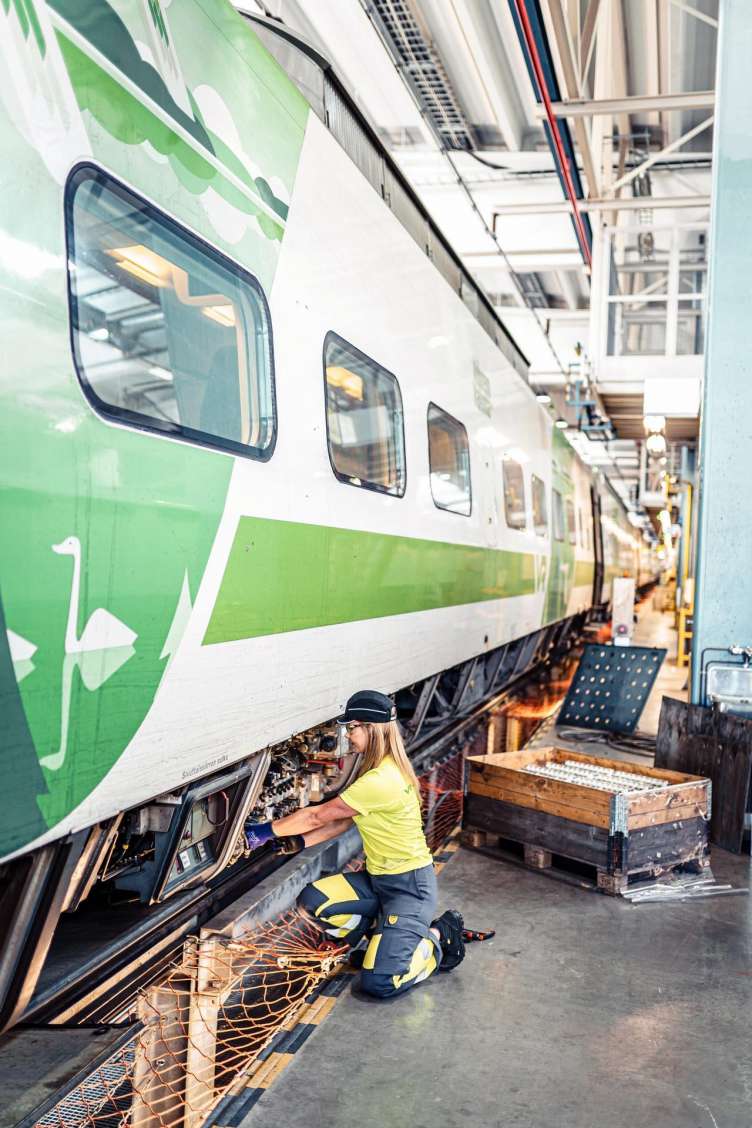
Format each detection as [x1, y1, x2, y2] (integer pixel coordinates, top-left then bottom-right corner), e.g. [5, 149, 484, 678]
[464, 744, 711, 892]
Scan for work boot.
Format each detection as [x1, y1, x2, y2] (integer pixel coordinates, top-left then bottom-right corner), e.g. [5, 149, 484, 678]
[432, 909, 465, 971]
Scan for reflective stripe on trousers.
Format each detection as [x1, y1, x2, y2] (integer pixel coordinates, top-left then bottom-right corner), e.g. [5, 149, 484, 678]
[297, 864, 442, 998]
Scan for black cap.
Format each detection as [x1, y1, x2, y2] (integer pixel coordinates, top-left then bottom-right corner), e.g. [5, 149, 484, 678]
[337, 689, 397, 725]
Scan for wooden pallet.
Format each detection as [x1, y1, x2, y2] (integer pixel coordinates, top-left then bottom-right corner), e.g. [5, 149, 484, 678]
[462, 824, 711, 895]
[464, 746, 711, 895]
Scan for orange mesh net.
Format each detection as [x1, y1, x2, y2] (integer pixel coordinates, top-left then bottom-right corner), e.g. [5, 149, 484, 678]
[36, 917, 349, 1128]
[36, 748, 468, 1128]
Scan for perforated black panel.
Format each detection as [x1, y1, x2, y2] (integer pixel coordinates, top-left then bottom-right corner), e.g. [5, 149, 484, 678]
[557, 644, 666, 734]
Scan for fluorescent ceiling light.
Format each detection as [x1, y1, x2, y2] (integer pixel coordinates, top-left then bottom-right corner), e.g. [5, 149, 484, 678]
[646, 432, 667, 455]
[202, 303, 236, 328]
[108, 244, 172, 288]
[326, 365, 364, 400]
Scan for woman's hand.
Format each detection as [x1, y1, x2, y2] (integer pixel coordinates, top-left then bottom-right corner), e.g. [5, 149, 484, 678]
[243, 821, 305, 855]
[244, 821, 275, 851]
[244, 796, 357, 855]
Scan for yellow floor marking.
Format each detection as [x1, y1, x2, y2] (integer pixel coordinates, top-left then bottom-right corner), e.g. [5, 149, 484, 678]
[248, 1052, 296, 1089]
[305, 994, 337, 1025]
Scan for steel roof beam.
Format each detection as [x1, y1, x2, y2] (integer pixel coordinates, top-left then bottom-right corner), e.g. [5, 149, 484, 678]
[609, 114, 714, 193]
[580, 0, 602, 91]
[492, 194, 710, 215]
[543, 0, 601, 195]
[669, 0, 718, 30]
[534, 90, 715, 117]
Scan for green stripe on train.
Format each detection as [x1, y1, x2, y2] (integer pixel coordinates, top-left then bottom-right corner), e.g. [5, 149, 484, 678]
[204, 517, 540, 644]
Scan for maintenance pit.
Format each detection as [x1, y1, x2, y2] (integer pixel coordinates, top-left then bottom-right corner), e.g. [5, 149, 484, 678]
[8, 600, 749, 1128]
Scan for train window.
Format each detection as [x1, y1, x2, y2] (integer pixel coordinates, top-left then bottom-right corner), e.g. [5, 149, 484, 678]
[531, 474, 547, 536]
[324, 333, 406, 496]
[576, 507, 584, 547]
[552, 489, 565, 541]
[502, 457, 527, 530]
[565, 498, 577, 545]
[427, 403, 471, 516]
[65, 165, 275, 458]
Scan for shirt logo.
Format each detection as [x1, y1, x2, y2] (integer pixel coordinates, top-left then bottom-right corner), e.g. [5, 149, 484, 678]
[388, 914, 399, 925]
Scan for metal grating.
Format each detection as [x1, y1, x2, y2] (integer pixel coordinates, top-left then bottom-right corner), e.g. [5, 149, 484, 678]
[35, 1037, 137, 1128]
[557, 644, 666, 734]
[368, 0, 476, 150]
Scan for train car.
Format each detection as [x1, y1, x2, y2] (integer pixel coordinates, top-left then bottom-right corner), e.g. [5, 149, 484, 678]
[0, 0, 654, 1028]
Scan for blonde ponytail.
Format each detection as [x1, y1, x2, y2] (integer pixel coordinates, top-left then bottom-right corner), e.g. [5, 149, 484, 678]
[356, 720, 421, 794]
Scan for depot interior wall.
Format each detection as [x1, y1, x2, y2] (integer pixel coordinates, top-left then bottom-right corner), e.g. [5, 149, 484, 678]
[691, 0, 752, 699]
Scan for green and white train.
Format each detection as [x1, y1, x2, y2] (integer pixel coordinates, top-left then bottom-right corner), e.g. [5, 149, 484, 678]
[0, 0, 656, 1023]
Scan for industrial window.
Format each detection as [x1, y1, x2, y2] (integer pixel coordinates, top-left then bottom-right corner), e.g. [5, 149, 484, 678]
[324, 333, 406, 496]
[65, 165, 275, 458]
[427, 403, 471, 516]
[552, 489, 565, 542]
[565, 498, 577, 545]
[531, 474, 547, 537]
[502, 457, 527, 531]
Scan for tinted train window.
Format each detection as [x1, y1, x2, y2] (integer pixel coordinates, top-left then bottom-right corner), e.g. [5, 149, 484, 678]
[565, 498, 577, 544]
[552, 489, 565, 541]
[324, 333, 405, 496]
[503, 457, 527, 530]
[65, 166, 275, 458]
[531, 474, 547, 536]
[427, 403, 471, 516]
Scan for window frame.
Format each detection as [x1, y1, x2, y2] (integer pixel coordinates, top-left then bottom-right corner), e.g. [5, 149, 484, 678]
[531, 473, 548, 538]
[322, 330, 407, 498]
[64, 162, 277, 462]
[502, 456, 528, 532]
[426, 401, 472, 518]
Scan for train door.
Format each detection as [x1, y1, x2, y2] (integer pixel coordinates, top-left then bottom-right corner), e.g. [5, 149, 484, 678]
[544, 477, 573, 622]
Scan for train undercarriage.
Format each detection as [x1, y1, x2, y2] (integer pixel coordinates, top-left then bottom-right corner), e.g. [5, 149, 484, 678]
[0, 612, 588, 1035]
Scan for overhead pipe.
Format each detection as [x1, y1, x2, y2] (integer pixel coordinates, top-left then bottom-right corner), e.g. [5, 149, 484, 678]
[508, 0, 593, 270]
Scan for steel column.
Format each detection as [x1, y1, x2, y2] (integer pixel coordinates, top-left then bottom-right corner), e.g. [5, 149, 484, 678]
[690, 1, 752, 700]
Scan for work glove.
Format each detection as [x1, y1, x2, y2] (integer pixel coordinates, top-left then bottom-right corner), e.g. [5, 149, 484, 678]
[244, 821, 305, 855]
[244, 820, 275, 851]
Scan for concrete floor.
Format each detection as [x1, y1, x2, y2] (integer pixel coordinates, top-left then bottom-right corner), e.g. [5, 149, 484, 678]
[241, 609, 752, 1128]
[242, 846, 752, 1128]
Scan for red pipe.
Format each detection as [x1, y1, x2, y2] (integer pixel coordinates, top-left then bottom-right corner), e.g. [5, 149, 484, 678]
[510, 0, 593, 271]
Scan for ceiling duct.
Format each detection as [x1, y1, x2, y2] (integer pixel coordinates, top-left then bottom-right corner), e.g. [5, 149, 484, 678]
[365, 0, 477, 150]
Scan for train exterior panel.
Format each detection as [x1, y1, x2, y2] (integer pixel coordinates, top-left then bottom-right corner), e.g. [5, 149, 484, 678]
[0, 0, 648, 868]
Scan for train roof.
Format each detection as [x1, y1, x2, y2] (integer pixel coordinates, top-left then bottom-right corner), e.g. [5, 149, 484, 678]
[240, 11, 530, 383]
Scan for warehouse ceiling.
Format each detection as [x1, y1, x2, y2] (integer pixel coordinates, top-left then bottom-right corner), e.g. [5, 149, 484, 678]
[237, 0, 718, 514]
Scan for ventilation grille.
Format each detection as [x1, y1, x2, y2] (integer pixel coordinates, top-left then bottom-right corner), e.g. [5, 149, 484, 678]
[368, 0, 476, 151]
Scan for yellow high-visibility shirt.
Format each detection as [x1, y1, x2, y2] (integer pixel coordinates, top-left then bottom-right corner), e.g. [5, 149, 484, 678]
[341, 756, 433, 875]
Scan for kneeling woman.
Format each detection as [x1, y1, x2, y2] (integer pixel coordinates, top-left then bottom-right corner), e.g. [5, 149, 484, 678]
[244, 690, 465, 999]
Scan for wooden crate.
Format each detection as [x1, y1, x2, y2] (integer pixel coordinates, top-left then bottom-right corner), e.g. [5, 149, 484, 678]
[464, 746, 711, 894]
